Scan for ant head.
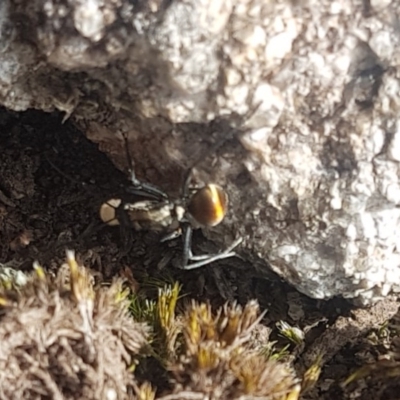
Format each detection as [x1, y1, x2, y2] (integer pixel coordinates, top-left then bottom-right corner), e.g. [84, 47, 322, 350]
[187, 184, 228, 227]
[100, 199, 121, 226]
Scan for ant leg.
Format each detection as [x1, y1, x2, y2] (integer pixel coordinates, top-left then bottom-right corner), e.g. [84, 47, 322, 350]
[183, 237, 243, 270]
[121, 132, 168, 200]
[180, 225, 242, 270]
[117, 206, 134, 255]
[160, 228, 182, 243]
[121, 131, 138, 183]
[100, 196, 134, 254]
[125, 183, 168, 201]
[126, 162, 165, 198]
[181, 223, 192, 267]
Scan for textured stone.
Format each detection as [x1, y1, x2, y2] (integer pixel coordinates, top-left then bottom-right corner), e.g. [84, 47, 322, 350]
[1, 0, 400, 305]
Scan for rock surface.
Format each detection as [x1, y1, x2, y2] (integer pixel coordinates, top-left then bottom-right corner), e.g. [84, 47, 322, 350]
[1, 0, 400, 304]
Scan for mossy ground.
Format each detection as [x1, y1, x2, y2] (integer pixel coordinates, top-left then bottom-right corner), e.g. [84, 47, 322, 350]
[0, 107, 399, 399]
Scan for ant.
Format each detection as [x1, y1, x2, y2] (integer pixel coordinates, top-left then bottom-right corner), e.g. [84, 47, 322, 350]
[99, 132, 243, 270]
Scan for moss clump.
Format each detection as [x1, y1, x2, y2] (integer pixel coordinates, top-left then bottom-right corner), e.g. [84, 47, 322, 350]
[0, 252, 149, 400]
[162, 301, 300, 400]
[0, 253, 303, 400]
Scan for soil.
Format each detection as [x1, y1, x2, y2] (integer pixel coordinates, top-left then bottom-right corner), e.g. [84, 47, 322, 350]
[0, 106, 399, 399]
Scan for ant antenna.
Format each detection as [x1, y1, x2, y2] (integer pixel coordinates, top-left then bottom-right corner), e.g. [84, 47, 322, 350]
[121, 131, 140, 186]
[121, 131, 168, 200]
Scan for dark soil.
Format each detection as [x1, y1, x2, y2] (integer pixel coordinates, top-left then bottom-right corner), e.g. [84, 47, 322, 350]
[0, 106, 399, 399]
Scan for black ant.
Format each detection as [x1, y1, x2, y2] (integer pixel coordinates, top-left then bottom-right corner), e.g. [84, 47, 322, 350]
[99, 132, 242, 270]
[44, 104, 262, 269]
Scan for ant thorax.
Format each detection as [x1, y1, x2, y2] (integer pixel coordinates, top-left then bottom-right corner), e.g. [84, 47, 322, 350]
[123, 199, 176, 232]
[123, 197, 187, 234]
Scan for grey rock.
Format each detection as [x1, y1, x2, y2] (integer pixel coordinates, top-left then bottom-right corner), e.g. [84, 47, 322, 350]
[2, 0, 400, 304]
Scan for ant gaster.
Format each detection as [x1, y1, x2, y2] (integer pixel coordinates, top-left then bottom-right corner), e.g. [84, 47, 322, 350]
[99, 133, 242, 270]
